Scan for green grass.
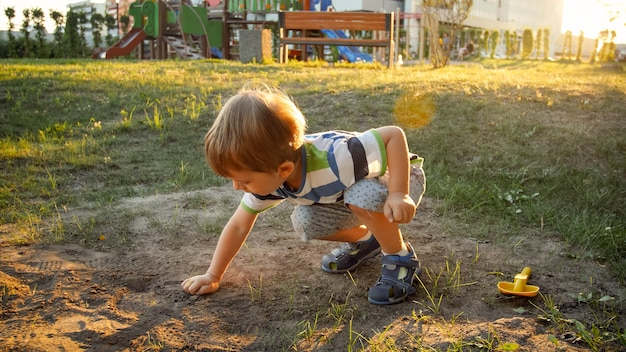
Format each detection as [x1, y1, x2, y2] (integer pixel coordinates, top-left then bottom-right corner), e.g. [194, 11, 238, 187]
[1, 59, 624, 282]
[1, 58, 625, 351]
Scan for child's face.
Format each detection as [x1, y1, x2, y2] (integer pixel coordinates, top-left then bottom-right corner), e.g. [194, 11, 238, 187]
[227, 168, 286, 195]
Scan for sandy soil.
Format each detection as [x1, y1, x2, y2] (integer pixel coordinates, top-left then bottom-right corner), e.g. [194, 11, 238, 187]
[1, 186, 624, 351]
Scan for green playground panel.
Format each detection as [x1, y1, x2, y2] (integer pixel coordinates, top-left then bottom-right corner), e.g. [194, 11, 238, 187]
[129, 1, 222, 46]
[181, 6, 223, 47]
[128, 0, 159, 36]
[142, 1, 159, 37]
[129, 1, 144, 29]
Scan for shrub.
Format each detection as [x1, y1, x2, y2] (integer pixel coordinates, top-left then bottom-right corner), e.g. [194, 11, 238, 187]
[522, 28, 533, 59]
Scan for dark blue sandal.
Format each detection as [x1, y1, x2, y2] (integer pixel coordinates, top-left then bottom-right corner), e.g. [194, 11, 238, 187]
[321, 235, 381, 273]
[368, 243, 421, 305]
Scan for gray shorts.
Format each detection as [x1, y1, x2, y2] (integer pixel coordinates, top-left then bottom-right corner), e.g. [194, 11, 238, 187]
[290, 163, 426, 241]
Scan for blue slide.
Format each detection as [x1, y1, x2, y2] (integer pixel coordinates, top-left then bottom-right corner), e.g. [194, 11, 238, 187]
[311, 0, 373, 63]
[211, 47, 223, 59]
[320, 29, 373, 63]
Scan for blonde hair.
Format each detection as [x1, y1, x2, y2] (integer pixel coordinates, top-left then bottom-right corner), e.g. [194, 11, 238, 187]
[205, 84, 306, 177]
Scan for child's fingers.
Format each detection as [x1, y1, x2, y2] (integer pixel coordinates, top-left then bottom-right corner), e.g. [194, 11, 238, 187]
[196, 282, 219, 295]
[383, 205, 395, 223]
[181, 278, 195, 292]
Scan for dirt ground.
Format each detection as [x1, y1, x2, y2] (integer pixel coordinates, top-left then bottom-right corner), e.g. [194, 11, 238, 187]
[1, 186, 624, 351]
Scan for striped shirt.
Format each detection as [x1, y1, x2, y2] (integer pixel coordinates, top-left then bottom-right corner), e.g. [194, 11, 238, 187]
[241, 129, 387, 214]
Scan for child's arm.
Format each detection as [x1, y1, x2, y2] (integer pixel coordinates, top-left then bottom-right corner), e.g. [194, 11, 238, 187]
[181, 204, 258, 295]
[375, 125, 417, 223]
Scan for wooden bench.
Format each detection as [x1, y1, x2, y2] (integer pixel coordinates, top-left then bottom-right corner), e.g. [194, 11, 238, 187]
[278, 11, 395, 67]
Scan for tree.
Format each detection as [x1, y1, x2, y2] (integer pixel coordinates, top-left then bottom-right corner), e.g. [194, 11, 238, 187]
[535, 27, 542, 59]
[64, 11, 82, 57]
[521, 28, 533, 59]
[598, 29, 616, 61]
[590, 38, 599, 63]
[504, 30, 511, 58]
[420, 0, 473, 68]
[20, 9, 32, 57]
[50, 10, 65, 58]
[489, 30, 499, 58]
[90, 13, 106, 49]
[563, 30, 572, 60]
[481, 29, 489, 57]
[120, 15, 131, 35]
[575, 31, 584, 61]
[4, 7, 17, 58]
[32, 8, 50, 58]
[77, 12, 89, 57]
[542, 28, 550, 60]
[104, 14, 117, 46]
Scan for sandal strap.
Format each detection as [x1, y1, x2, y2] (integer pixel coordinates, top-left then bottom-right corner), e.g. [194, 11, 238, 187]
[375, 275, 416, 291]
[381, 253, 420, 268]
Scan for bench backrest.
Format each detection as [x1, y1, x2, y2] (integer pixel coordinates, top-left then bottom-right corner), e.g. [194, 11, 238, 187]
[278, 11, 392, 32]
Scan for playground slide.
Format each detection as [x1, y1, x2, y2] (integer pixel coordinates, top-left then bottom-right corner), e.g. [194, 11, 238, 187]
[104, 28, 147, 59]
[211, 47, 223, 59]
[320, 29, 373, 63]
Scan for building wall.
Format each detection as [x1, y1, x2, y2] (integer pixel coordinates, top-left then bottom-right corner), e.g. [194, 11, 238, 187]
[399, 0, 565, 59]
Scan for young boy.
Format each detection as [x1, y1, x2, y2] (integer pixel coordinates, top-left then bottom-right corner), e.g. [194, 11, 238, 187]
[181, 84, 425, 305]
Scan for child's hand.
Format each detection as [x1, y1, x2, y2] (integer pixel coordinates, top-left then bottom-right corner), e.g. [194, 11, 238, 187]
[384, 192, 416, 223]
[181, 273, 220, 295]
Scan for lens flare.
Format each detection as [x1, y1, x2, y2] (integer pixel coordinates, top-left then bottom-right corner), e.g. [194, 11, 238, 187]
[393, 92, 435, 129]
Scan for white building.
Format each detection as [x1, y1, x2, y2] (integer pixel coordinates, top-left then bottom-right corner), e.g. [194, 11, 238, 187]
[331, 0, 566, 59]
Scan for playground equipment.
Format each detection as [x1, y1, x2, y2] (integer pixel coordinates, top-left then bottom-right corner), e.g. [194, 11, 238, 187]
[102, 0, 392, 65]
[320, 29, 373, 63]
[497, 267, 540, 297]
[104, 0, 223, 60]
[279, 11, 394, 67]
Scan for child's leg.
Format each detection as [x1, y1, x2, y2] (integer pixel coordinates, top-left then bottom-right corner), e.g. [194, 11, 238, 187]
[318, 225, 381, 273]
[346, 205, 406, 255]
[316, 225, 368, 243]
[341, 162, 425, 305]
[290, 203, 381, 273]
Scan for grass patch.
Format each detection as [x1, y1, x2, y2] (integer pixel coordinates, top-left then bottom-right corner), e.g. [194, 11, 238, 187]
[1, 58, 624, 282]
[0, 60, 626, 350]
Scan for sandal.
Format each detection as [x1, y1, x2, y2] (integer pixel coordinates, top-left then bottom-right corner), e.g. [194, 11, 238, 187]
[321, 235, 381, 273]
[368, 243, 421, 305]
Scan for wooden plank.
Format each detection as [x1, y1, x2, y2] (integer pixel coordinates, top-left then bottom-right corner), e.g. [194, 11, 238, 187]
[280, 38, 389, 47]
[279, 11, 390, 31]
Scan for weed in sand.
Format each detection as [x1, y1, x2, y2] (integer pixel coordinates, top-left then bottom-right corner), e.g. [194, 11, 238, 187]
[360, 324, 400, 351]
[71, 215, 96, 243]
[467, 325, 520, 351]
[347, 317, 362, 352]
[415, 256, 475, 314]
[296, 311, 320, 341]
[145, 332, 164, 350]
[247, 274, 263, 302]
[532, 293, 568, 332]
[327, 293, 352, 329]
[416, 275, 444, 314]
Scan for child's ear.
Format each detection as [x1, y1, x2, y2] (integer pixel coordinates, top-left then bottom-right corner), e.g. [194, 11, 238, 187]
[277, 161, 295, 178]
